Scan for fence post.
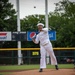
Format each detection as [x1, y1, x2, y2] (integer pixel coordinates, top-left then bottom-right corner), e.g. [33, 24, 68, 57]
[12, 50, 14, 65]
[74, 50, 75, 60]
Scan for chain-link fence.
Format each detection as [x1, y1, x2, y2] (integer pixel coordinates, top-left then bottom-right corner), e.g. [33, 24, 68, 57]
[0, 48, 75, 65]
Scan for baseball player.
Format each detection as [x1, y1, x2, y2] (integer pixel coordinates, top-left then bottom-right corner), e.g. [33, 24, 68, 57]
[32, 23, 59, 72]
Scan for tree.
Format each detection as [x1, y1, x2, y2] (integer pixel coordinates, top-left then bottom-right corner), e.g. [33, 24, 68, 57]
[50, 0, 75, 47]
[21, 15, 45, 31]
[0, 0, 16, 31]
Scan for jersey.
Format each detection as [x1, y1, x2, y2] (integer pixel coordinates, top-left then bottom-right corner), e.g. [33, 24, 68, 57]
[34, 28, 50, 46]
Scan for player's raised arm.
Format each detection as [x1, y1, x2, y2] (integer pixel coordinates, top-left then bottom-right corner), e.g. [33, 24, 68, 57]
[42, 28, 48, 32]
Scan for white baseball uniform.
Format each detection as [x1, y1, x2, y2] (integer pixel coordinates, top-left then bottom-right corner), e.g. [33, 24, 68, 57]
[34, 28, 58, 68]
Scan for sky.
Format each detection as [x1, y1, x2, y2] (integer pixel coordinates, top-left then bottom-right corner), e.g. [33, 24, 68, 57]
[9, 0, 75, 19]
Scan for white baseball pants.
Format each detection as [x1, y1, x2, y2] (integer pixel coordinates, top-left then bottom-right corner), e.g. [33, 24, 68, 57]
[40, 42, 57, 68]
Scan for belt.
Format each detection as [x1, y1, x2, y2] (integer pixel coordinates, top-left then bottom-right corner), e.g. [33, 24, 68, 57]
[41, 42, 49, 46]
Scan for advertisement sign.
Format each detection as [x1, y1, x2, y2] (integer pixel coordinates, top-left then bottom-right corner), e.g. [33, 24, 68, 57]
[48, 30, 56, 41]
[12, 32, 27, 41]
[27, 30, 56, 41]
[0, 32, 11, 41]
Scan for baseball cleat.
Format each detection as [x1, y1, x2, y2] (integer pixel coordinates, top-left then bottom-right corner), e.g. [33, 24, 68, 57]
[39, 68, 43, 72]
[55, 65, 59, 70]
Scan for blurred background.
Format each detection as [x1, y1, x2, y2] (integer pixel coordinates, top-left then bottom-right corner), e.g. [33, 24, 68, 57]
[0, 0, 75, 65]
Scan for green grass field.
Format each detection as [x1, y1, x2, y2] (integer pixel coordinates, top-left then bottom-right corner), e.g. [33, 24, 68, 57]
[0, 64, 74, 75]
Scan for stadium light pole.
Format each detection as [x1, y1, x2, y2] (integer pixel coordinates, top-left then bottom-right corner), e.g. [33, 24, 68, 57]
[16, 0, 22, 65]
[45, 0, 49, 64]
[45, 0, 48, 28]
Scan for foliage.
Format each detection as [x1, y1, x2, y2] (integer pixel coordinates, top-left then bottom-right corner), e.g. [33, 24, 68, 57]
[0, 0, 16, 31]
[52, 0, 75, 47]
[21, 15, 45, 31]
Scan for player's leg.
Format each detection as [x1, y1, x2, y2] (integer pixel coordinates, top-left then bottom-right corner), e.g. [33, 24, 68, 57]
[44, 42, 59, 70]
[39, 46, 46, 72]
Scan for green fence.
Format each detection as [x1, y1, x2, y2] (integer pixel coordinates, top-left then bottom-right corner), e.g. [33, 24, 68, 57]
[0, 48, 75, 65]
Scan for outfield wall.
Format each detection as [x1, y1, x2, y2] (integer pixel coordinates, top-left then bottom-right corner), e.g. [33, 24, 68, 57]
[0, 48, 75, 65]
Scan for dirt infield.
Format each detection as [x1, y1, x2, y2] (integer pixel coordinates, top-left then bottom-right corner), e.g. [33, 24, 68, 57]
[9, 69, 75, 75]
